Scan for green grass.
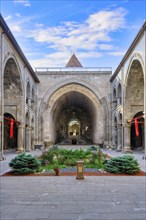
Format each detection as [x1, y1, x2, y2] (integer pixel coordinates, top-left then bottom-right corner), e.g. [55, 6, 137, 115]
[38, 146, 106, 171]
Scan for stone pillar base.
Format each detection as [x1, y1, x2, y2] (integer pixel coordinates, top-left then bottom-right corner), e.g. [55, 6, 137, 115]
[44, 141, 54, 148]
[123, 147, 133, 154]
[16, 147, 25, 153]
[116, 145, 122, 152]
[0, 154, 5, 161]
[25, 148, 31, 152]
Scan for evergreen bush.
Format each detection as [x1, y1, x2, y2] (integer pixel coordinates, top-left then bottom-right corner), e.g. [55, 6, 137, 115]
[9, 153, 40, 174]
[105, 155, 140, 174]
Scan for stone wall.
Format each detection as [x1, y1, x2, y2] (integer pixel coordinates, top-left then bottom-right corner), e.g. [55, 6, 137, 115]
[36, 70, 112, 146]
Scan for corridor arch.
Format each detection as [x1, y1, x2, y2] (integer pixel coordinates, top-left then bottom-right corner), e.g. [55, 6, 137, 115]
[39, 83, 109, 146]
[124, 57, 144, 151]
[3, 57, 23, 151]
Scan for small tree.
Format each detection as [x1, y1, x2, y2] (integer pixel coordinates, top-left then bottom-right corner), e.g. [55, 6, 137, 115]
[9, 153, 40, 174]
[105, 155, 140, 174]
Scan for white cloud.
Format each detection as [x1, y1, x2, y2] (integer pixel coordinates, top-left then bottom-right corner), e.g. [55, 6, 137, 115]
[97, 44, 114, 50]
[10, 25, 21, 32]
[28, 7, 127, 52]
[5, 7, 128, 68]
[108, 51, 126, 56]
[4, 15, 12, 21]
[13, 0, 31, 7]
[16, 13, 22, 17]
[29, 51, 103, 69]
[5, 15, 35, 36]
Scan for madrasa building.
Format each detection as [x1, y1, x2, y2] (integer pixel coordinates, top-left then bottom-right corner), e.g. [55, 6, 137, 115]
[0, 14, 145, 159]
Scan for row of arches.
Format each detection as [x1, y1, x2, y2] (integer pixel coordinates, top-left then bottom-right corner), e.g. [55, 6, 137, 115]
[3, 55, 36, 152]
[2, 53, 145, 153]
[112, 57, 145, 152]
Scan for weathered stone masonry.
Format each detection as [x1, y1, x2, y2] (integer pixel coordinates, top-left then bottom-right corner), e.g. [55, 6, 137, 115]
[0, 14, 145, 159]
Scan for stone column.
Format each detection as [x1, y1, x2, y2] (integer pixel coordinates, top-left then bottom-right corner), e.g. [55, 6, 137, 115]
[31, 128, 35, 150]
[117, 124, 122, 151]
[123, 123, 132, 153]
[17, 124, 25, 153]
[112, 127, 117, 149]
[0, 117, 4, 160]
[25, 127, 32, 152]
[112, 129, 115, 148]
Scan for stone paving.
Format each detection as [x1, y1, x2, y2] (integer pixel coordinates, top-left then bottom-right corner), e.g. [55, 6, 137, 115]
[0, 176, 146, 220]
[0, 146, 146, 220]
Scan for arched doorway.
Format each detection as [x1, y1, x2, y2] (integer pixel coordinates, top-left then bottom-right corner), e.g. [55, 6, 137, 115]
[4, 113, 17, 150]
[68, 119, 80, 144]
[131, 111, 144, 150]
[3, 57, 23, 150]
[124, 58, 144, 151]
[53, 91, 95, 144]
[42, 83, 107, 146]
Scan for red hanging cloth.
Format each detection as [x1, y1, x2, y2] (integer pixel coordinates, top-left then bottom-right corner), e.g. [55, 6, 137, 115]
[134, 118, 139, 137]
[10, 119, 14, 138]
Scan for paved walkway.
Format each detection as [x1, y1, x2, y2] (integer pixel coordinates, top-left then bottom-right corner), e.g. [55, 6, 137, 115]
[1, 176, 146, 220]
[0, 147, 146, 220]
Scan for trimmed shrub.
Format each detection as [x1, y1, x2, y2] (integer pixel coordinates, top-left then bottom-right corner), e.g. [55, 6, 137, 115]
[9, 153, 40, 174]
[105, 155, 140, 174]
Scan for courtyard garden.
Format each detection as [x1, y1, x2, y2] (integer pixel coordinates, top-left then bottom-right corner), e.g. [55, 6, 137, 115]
[7, 145, 144, 176]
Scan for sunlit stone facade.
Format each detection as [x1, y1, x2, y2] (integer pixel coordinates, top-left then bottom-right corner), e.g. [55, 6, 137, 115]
[0, 15, 145, 159]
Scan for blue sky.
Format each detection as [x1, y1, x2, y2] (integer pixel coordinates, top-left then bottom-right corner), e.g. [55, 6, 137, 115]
[1, 0, 146, 71]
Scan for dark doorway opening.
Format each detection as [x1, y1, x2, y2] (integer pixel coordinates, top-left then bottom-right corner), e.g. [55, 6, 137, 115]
[131, 111, 144, 150]
[4, 113, 18, 150]
[72, 139, 77, 145]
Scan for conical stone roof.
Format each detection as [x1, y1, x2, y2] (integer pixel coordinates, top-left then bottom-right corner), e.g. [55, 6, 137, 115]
[66, 53, 83, 67]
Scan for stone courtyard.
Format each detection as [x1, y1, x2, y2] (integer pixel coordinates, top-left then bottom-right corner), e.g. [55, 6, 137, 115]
[0, 14, 146, 160]
[0, 7, 146, 220]
[1, 176, 146, 220]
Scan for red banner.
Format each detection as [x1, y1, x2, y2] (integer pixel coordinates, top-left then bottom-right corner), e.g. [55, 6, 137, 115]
[10, 119, 14, 138]
[134, 118, 139, 137]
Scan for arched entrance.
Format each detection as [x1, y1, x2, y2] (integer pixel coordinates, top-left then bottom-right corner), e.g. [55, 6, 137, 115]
[124, 58, 144, 151]
[4, 113, 17, 150]
[131, 111, 144, 150]
[68, 119, 80, 144]
[53, 91, 95, 144]
[3, 57, 23, 151]
[42, 83, 107, 146]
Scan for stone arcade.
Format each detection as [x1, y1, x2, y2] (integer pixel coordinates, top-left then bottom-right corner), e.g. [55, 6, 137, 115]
[0, 14, 146, 159]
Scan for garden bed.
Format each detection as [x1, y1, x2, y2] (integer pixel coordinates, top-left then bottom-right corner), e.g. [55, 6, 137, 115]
[6, 147, 145, 177]
[2, 169, 146, 176]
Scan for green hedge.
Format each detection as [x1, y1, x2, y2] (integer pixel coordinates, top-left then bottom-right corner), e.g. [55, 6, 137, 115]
[9, 153, 40, 174]
[105, 155, 140, 174]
